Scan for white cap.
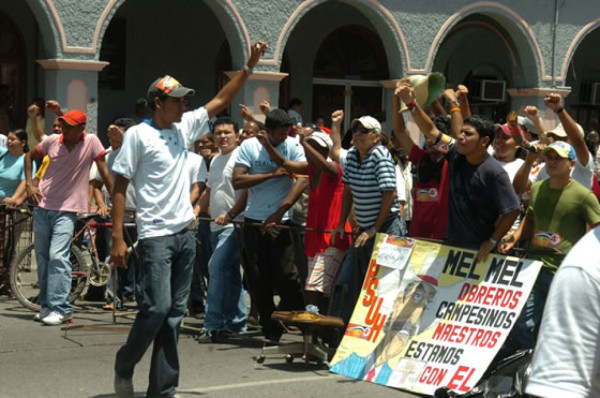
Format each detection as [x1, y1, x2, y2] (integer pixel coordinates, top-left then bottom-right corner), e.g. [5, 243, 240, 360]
[351, 116, 382, 134]
[305, 131, 333, 152]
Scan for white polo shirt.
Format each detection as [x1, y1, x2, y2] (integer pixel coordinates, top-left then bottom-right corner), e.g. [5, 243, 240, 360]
[112, 107, 210, 239]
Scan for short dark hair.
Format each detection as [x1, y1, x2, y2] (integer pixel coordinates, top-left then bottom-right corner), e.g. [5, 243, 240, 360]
[213, 116, 238, 132]
[265, 109, 292, 130]
[432, 116, 451, 135]
[464, 115, 495, 146]
[113, 118, 137, 132]
[289, 98, 302, 108]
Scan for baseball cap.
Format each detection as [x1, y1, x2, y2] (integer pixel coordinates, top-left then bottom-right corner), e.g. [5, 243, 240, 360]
[548, 122, 584, 139]
[147, 75, 195, 100]
[496, 123, 527, 142]
[59, 109, 87, 126]
[542, 141, 576, 160]
[517, 116, 536, 135]
[351, 116, 382, 134]
[305, 131, 333, 152]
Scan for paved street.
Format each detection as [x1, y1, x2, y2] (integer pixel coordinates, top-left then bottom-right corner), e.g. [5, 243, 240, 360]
[0, 296, 420, 398]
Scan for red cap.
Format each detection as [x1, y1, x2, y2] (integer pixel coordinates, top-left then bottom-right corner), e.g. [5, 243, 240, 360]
[59, 109, 87, 126]
[497, 123, 526, 140]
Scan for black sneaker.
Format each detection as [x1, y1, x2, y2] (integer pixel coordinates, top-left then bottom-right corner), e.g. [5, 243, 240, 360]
[196, 328, 218, 343]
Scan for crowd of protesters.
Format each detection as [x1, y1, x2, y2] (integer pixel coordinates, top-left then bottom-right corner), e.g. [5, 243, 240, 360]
[0, 40, 598, 397]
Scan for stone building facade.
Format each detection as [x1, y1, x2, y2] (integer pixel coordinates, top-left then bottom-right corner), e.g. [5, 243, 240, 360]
[1, 0, 599, 139]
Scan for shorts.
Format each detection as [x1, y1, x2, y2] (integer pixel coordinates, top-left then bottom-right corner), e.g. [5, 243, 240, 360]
[305, 246, 347, 296]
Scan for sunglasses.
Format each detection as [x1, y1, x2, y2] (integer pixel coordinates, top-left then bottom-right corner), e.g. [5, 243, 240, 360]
[352, 126, 372, 134]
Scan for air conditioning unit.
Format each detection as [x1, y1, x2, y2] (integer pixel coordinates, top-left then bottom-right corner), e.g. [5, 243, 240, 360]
[471, 79, 507, 102]
[580, 83, 600, 104]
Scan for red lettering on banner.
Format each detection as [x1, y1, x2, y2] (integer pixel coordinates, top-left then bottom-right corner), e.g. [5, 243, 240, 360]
[419, 366, 448, 386]
[457, 282, 522, 309]
[447, 366, 476, 392]
[361, 259, 387, 342]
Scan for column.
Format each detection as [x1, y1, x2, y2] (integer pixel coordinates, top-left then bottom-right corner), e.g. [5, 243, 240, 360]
[224, 71, 288, 126]
[36, 59, 109, 134]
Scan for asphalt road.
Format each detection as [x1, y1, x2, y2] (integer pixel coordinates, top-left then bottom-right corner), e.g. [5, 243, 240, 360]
[0, 296, 422, 398]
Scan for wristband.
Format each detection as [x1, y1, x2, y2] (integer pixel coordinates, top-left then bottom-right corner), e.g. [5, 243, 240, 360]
[243, 64, 253, 76]
[406, 100, 417, 111]
[450, 107, 461, 113]
[555, 107, 564, 114]
[488, 237, 498, 246]
[449, 100, 460, 107]
[226, 211, 237, 219]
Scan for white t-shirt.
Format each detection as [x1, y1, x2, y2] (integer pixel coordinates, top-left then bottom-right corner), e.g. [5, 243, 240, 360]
[93, 147, 137, 210]
[395, 164, 407, 203]
[207, 147, 243, 232]
[235, 136, 306, 221]
[187, 151, 207, 188]
[530, 151, 595, 189]
[495, 158, 525, 230]
[112, 107, 210, 239]
[496, 157, 525, 183]
[526, 226, 600, 398]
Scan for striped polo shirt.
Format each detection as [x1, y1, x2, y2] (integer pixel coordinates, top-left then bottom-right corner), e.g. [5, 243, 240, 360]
[342, 144, 399, 228]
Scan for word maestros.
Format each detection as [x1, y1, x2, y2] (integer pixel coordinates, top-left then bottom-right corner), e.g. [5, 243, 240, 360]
[403, 250, 528, 392]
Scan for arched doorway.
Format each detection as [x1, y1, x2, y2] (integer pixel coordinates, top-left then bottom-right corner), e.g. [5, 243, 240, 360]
[0, 11, 25, 133]
[312, 25, 389, 132]
[565, 27, 600, 131]
[433, 15, 522, 122]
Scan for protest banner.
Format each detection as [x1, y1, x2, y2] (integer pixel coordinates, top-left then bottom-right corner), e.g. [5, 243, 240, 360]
[329, 234, 542, 395]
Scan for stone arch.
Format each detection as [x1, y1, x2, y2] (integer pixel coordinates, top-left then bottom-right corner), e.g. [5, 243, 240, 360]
[427, 1, 544, 86]
[560, 18, 600, 83]
[23, 0, 62, 57]
[94, 0, 249, 65]
[265, 0, 408, 77]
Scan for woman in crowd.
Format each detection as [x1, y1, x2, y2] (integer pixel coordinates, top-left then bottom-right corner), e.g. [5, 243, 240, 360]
[0, 129, 34, 205]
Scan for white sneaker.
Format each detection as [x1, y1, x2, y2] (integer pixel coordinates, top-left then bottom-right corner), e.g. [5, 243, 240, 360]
[33, 307, 51, 322]
[114, 374, 134, 398]
[41, 311, 72, 326]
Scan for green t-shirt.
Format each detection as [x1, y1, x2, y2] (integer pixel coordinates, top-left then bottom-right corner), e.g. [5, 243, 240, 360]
[527, 179, 600, 272]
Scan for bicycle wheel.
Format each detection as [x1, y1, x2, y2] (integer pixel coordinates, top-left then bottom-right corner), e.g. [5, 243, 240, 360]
[10, 243, 89, 312]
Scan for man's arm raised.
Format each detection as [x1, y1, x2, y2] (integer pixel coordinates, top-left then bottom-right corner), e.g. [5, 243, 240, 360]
[205, 41, 268, 119]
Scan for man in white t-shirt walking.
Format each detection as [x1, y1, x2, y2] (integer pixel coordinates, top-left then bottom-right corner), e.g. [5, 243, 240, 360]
[111, 41, 267, 398]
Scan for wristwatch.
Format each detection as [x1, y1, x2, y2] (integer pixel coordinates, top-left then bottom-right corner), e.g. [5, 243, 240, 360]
[226, 211, 237, 219]
[243, 65, 253, 76]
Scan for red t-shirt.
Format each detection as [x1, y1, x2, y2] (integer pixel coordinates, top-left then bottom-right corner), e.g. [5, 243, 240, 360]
[305, 163, 351, 256]
[408, 145, 449, 240]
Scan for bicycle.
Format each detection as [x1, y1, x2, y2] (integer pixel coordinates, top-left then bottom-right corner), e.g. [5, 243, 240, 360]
[9, 211, 136, 312]
[0, 205, 34, 294]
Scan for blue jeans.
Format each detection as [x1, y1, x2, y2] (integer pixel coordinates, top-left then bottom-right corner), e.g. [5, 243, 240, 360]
[33, 208, 76, 316]
[334, 215, 407, 323]
[189, 218, 212, 309]
[204, 227, 247, 333]
[115, 228, 195, 398]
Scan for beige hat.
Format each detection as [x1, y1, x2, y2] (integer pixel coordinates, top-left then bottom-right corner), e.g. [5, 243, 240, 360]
[549, 122, 584, 139]
[398, 72, 446, 112]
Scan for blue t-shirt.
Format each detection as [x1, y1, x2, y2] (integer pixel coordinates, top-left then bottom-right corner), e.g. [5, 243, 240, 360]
[445, 146, 521, 245]
[0, 148, 36, 200]
[236, 136, 306, 221]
